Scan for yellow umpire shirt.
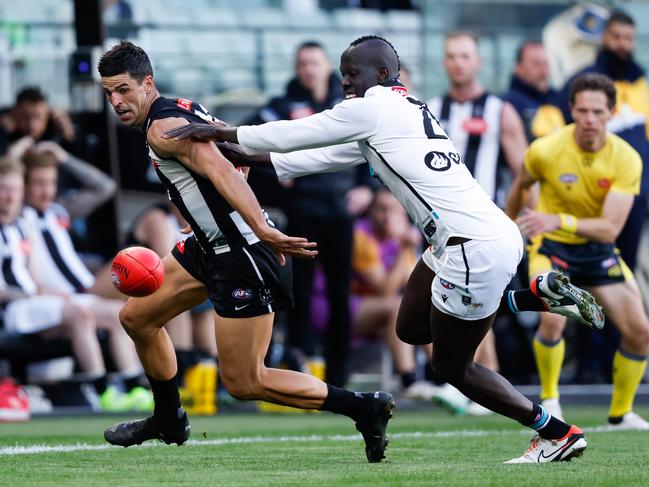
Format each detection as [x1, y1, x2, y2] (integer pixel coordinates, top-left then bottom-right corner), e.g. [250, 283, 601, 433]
[525, 124, 642, 245]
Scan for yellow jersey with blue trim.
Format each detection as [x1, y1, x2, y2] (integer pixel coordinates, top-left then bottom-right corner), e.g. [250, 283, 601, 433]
[525, 124, 642, 244]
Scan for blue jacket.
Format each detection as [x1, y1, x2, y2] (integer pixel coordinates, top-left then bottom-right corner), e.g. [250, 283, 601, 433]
[503, 75, 564, 142]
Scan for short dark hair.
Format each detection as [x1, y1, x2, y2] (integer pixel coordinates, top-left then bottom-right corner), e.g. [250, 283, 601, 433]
[98, 41, 153, 82]
[298, 41, 325, 52]
[349, 35, 401, 71]
[606, 10, 635, 30]
[16, 86, 47, 105]
[569, 73, 616, 109]
[516, 40, 543, 64]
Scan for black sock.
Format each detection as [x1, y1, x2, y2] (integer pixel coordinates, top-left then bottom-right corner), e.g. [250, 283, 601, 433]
[498, 289, 546, 315]
[147, 374, 182, 421]
[400, 371, 417, 389]
[123, 373, 147, 392]
[91, 375, 109, 395]
[319, 384, 372, 422]
[175, 350, 200, 386]
[520, 403, 571, 440]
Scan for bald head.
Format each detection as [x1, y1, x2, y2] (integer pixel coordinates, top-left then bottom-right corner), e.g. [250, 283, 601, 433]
[345, 37, 400, 78]
[339, 36, 401, 99]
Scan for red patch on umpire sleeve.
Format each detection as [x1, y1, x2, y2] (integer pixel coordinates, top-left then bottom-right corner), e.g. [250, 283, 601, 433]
[177, 98, 192, 111]
[598, 179, 611, 188]
[175, 240, 186, 254]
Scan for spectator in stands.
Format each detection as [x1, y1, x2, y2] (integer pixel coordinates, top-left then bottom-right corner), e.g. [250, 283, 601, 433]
[246, 41, 375, 387]
[428, 32, 527, 208]
[348, 189, 435, 397]
[427, 31, 528, 415]
[0, 156, 147, 411]
[24, 141, 116, 221]
[503, 41, 565, 141]
[0, 87, 77, 152]
[102, 0, 137, 39]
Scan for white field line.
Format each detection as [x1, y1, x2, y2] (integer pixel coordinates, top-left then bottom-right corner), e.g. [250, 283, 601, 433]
[0, 426, 615, 456]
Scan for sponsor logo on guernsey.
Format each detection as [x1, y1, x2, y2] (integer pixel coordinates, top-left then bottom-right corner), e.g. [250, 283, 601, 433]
[259, 287, 273, 305]
[232, 288, 253, 300]
[390, 85, 408, 96]
[462, 295, 472, 305]
[462, 117, 487, 135]
[601, 257, 617, 269]
[559, 173, 578, 184]
[439, 279, 455, 290]
[176, 98, 192, 111]
[175, 240, 186, 254]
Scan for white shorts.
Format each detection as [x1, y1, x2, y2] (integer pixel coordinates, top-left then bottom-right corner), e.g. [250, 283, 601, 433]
[3, 294, 95, 334]
[422, 225, 524, 320]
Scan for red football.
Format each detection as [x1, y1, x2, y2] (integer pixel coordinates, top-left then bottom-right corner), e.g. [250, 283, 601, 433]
[111, 246, 164, 297]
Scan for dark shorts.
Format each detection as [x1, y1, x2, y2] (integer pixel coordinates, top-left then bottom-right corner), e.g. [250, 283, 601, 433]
[172, 236, 293, 318]
[530, 237, 631, 287]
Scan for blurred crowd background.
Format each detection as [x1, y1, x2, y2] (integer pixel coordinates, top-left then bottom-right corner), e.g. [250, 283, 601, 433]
[1, 0, 649, 417]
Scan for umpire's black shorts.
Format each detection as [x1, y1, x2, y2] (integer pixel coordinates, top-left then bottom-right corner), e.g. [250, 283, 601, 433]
[172, 236, 293, 318]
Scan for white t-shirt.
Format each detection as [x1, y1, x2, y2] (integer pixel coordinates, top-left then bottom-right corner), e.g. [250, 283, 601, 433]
[238, 84, 515, 258]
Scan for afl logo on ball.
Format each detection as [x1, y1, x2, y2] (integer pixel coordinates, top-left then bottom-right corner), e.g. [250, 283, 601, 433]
[232, 288, 253, 300]
[111, 273, 121, 287]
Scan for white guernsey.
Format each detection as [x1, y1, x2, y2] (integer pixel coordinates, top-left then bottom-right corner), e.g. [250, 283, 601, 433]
[237, 84, 513, 258]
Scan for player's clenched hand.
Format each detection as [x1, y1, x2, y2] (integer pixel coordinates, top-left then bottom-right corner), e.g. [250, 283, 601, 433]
[516, 208, 560, 238]
[163, 123, 222, 141]
[257, 227, 317, 266]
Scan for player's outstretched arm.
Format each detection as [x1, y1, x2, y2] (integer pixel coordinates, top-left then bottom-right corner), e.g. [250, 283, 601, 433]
[149, 118, 317, 264]
[163, 123, 238, 143]
[164, 96, 380, 155]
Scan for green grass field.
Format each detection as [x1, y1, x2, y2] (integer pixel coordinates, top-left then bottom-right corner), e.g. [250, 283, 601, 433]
[1, 406, 649, 486]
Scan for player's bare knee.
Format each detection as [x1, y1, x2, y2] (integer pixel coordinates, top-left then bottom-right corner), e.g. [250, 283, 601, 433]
[538, 313, 565, 341]
[631, 319, 649, 351]
[118, 302, 144, 335]
[220, 367, 262, 400]
[430, 361, 463, 385]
